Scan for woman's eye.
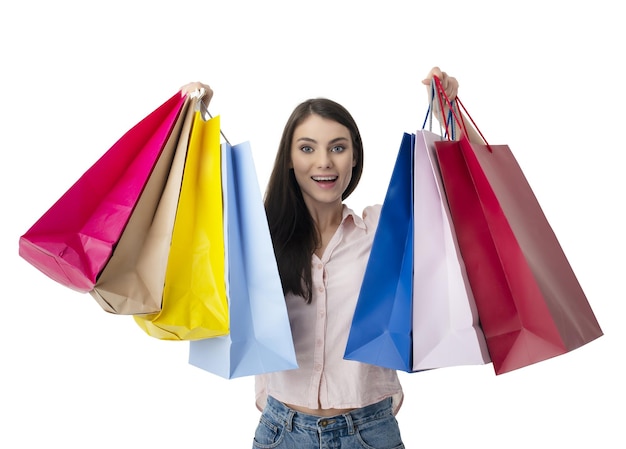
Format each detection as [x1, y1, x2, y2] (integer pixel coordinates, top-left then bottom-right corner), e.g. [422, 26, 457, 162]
[331, 145, 345, 153]
[300, 146, 314, 153]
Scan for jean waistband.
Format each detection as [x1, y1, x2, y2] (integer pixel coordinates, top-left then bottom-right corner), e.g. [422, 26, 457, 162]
[264, 396, 393, 433]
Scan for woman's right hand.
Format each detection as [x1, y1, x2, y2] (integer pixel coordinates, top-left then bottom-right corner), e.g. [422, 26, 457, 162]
[179, 81, 213, 107]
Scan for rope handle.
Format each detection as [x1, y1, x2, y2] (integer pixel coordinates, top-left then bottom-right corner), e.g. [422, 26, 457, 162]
[431, 75, 491, 151]
[422, 79, 458, 140]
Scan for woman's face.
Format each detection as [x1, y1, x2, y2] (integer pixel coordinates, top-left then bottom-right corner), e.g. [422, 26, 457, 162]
[290, 114, 356, 211]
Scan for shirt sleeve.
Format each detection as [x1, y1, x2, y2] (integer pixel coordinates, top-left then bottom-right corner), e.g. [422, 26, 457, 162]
[361, 204, 382, 230]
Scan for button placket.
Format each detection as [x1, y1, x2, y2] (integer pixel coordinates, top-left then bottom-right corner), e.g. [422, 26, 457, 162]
[311, 259, 327, 393]
[309, 223, 343, 408]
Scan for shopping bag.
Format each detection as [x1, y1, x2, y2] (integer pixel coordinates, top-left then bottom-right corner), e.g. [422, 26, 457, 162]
[344, 133, 414, 371]
[89, 97, 196, 314]
[189, 141, 298, 378]
[19, 92, 187, 292]
[134, 113, 228, 340]
[412, 129, 490, 370]
[432, 78, 603, 374]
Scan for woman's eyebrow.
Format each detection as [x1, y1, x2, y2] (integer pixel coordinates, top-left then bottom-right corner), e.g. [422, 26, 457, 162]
[329, 137, 349, 144]
[295, 136, 349, 144]
[295, 137, 317, 143]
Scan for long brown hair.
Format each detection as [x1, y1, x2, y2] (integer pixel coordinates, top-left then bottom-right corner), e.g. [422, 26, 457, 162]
[264, 98, 364, 303]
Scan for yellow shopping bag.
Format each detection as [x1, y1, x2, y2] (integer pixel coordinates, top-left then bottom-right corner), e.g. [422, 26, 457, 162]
[134, 113, 228, 340]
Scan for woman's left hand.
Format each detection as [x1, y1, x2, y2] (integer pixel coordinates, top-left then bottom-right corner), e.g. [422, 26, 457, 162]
[422, 66, 459, 101]
[422, 66, 486, 145]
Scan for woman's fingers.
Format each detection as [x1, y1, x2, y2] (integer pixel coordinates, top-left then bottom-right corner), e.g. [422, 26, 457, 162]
[179, 81, 214, 104]
[422, 66, 458, 101]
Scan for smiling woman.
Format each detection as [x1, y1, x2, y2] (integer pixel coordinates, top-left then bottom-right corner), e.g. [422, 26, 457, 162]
[179, 67, 463, 449]
[289, 114, 357, 255]
[258, 96, 405, 448]
[263, 97, 365, 306]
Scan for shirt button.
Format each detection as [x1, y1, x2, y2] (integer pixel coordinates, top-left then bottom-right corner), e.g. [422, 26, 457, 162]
[317, 263, 323, 270]
[316, 339, 323, 347]
[314, 364, 322, 372]
[318, 286, 324, 292]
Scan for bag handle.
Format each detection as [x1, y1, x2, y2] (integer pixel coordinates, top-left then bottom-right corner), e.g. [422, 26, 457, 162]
[431, 75, 491, 151]
[422, 79, 458, 140]
[189, 87, 231, 145]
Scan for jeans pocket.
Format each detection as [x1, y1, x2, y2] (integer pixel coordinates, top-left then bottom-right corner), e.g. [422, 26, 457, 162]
[355, 414, 404, 449]
[252, 415, 285, 449]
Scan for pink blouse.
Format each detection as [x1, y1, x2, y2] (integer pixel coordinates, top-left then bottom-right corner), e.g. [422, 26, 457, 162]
[255, 205, 404, 414]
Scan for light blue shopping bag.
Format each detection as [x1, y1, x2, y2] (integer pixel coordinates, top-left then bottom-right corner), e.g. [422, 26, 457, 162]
[189, 141, 298, 379]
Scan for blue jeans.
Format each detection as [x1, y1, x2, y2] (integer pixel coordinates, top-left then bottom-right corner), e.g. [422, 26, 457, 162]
[252, 396, 404, 449]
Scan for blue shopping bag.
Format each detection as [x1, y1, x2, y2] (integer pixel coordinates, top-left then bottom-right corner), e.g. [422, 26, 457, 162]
[189, 141, 298, 379]
[344, 133, 414, 371]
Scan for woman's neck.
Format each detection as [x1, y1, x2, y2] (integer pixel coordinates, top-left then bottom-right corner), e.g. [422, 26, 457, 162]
[308, 202, 344, 259]
[308, 202, 343, 232]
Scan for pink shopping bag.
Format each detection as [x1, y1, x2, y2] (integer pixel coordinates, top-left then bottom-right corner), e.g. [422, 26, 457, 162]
[19, 92, 187, 292]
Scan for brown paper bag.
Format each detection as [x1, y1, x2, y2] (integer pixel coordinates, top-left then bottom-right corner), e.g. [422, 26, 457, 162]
[90, 97, 196, 314]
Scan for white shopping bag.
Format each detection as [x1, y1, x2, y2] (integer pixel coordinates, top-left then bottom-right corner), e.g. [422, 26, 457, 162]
[411, 129, 491, 370]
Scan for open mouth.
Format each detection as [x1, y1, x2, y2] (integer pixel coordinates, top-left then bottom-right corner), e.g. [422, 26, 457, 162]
[312, 176, 338, 183]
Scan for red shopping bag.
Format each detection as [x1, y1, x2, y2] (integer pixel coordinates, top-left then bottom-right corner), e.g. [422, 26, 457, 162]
[432, 77, 603, 374]
[19, 92, 187, 292]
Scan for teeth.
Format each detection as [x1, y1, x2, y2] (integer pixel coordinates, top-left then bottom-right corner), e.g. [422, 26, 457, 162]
[313, 176, 337, 181]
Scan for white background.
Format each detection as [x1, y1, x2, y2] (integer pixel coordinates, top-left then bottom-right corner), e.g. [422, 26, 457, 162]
[2, 1, 623, 447]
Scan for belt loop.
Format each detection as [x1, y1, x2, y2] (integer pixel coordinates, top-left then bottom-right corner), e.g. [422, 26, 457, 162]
[285, 409, 295, 432]
[344, 412, 355, 435]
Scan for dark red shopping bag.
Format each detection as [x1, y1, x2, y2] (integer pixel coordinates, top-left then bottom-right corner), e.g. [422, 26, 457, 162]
[432, 77, 603, 374]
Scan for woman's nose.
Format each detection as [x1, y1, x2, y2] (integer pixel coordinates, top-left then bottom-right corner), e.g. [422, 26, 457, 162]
[316, 151, 332, 168]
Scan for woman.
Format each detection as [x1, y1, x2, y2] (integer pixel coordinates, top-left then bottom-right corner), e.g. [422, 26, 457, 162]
[181, 67, 479, 449]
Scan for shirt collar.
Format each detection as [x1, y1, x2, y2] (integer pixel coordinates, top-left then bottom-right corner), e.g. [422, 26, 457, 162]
[341, 204, 366, 230]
